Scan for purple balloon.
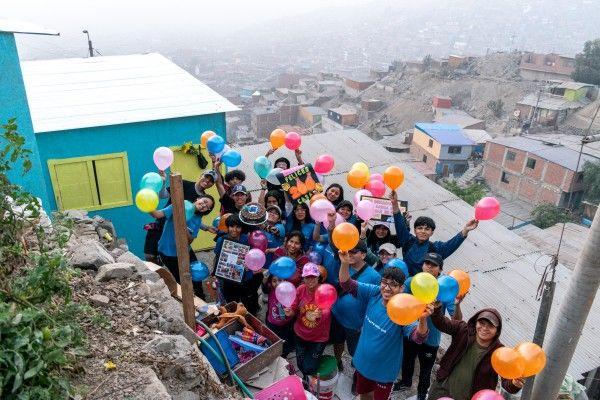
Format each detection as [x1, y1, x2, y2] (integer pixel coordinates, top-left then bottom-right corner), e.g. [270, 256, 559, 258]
[244, 248, 266, 271]
[248, 231, 268, 251]
[307, 250, 322, 264]
[275, 281, 297, 307]
[153, 146, 173, 170]
[310, 199, 335, 223]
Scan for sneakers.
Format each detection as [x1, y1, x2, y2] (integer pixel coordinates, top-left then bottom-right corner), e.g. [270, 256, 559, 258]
[392, 381, 411, 392]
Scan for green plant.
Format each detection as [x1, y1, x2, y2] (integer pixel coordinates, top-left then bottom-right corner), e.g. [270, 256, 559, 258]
[442, 180, 487, 205]
[0, 121, 87, 399]
[582, 160, 600, 204]
[179, 141, 199, 155]
[531, 203, 570, 229]
[572, 39, 600, 86]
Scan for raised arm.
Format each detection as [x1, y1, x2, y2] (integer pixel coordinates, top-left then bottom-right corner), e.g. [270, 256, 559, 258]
[313, 221, 324, 243]
[391, 190, 411, 247]
[258, 179, 268, 206]
[295, 149, 304, 165]
[158, 170, 170, 199]
[213, 159, 227, 197]
[430, 301, 464, 336]
[150, 209, 165, 219]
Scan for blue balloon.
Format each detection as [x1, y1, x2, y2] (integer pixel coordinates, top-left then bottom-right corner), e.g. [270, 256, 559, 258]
[403, 276, 412, 293]
[307, 250, 322, 264]
[221, 149, 242, 167]
[207, 135, 225, 154]
[313, 242, 327, 255]
[437, 275, 459, 303]
[269, 256, 296, 279]
[191, 261, 210, 282]
[184, 200, 195, 220]
[385, 258, 409, 277]
[254, 156, 272, 179]
[212, 216, 221, 228]
[140, 172, 163, 193]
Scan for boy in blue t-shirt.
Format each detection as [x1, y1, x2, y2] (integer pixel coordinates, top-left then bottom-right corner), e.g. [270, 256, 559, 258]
[338, 250, 432, 400]
[396, 252, 465, 399]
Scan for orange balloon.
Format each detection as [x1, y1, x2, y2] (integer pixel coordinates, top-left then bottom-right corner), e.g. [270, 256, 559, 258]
[347, 168, 369, 189]
[383, 166, 405, 190]
[332, 222, 359, 251]
[387, 293, 426, 325]
[270, 129, 286, 149]
[515, 342, 546, 377]
[449, 269, 471, 296]
[491, 347, 525, 379]
[218, 213, 231, 232]
[318, 265, 328, 281]
[309, 193, 327, 206]
[201, 131, 216, 148]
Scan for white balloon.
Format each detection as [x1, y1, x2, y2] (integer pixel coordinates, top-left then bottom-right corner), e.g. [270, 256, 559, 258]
[266, 168, 283, 185]
[215, 144, 231, 159]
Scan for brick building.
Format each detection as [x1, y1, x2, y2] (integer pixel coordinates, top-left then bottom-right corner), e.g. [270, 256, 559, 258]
[251, 106, 279, 138]
[482, 136, 598, 208]
[299, 106, 327, 126]
[343, 75, 375, 97]
[519, 52, 575, 82]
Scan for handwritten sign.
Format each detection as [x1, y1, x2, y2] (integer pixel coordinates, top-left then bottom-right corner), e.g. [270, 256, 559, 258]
[360, 195, 408, 234]
[215, 240, 250, 282]
[277, 163, 324, 205]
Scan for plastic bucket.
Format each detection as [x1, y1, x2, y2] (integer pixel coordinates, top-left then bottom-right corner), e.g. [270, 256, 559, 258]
[309, 373, 338, 400]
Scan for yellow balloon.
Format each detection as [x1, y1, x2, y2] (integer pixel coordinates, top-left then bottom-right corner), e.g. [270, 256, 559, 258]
[200, 131, 216, 148]
[351, 162, 370, 176]
[411, 272, 439, 304]
[135, 189, 159, 212]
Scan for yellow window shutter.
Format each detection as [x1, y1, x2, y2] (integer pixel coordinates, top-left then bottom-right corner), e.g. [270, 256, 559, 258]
[94, 155, 132, 208]
[51, 161, 97, 210]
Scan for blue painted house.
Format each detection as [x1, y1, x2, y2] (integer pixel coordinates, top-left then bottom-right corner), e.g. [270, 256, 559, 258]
[1, 22, 238, 256]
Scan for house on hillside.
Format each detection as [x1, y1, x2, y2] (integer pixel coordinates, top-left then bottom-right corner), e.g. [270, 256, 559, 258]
[434, 108, 486, 130]
[549, 81, 596, 102]
[343, 75, 375, 97]
[299, 106, 327, 126]
[410, 123, 475, 178]
[0, 23, 238, 256]
[519, 52, 575, 82]
[514, 92, 587, 128]
[323, 105, 359, 131]
[252, 106, 280, 138]
[482, 136, 598, 208]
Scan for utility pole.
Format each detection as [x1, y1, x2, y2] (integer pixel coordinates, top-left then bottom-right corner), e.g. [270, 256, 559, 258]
[530, 204, 600, 400]
[169, 173, 196, 330]
[82, 30, 94, 57]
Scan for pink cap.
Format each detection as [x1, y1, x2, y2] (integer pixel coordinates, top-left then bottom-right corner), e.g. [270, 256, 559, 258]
[302, 263, 320, 277]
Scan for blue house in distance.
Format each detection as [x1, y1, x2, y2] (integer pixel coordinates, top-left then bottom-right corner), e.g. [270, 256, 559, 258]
[1, 21, 238, 256]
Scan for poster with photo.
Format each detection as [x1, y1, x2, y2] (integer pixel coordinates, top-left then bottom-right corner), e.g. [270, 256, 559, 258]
[360, 195, 408, 234]
[214, 240, 250, 283]
[277, 163, 324, 206]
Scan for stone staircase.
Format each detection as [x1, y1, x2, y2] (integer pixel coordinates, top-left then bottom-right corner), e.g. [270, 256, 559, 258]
[456, 160, 484, 188]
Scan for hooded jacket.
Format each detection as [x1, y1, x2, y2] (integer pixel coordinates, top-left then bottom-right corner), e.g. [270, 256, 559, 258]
[430, 307, 521, 396]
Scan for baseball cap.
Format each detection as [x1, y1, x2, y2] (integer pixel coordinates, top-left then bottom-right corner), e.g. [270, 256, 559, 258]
[202, 170, 217, 182]
[349, 239, 368, 253]
[378, 243, 397, 255]
[477, 311, 500, 327]
[231, 184, 248, 195]
[302, 263, 320, 277]
[423, 252, 444, 268]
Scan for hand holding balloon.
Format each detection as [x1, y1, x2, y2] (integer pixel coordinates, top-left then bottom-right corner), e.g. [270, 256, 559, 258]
[462, 219, 479, 237]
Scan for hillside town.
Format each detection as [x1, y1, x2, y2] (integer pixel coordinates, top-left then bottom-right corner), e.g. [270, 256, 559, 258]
[1, 8, 600, 400]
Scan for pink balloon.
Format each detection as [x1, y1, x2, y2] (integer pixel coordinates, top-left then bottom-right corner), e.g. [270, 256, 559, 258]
[314, 154, 335, 174]
[275, 281, 297, 308]
[365, 179, 386, 197]
[370, 173, 384, 182]
[244, 248, 266, 271]
[471, 390, 503, 400]
[153, 146, 174, 170]
[335, 213, 345, 226]
[356, 199, 375, 221]
[353, 189, 373, 207]
[315, 284, 337, 309]
[248, 231, 268, 251]
[439, 398, 455, 400]
[310, 199, 335, 223]
[285, 132, 302, 150]
[474, 196, 500, 221]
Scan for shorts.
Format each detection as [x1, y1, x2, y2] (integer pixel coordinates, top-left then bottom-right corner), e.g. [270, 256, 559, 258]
[355, 371, 394, 400]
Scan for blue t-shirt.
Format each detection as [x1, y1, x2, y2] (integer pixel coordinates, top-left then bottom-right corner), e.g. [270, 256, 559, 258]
[332, 266, 381, 331]
[352, 282, 419, 383]
[264, 223, 286, 249]
[285, 214, 315, 250]
[404, 278, 455, 347]
[322, 245, 339, 286]
[158, 205, 203, 257]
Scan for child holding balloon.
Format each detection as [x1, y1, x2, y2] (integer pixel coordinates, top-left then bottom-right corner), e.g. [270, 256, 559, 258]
[267, 231, 309, 287]
[427, 307, 524, 400]
[262, 274, 296, 357]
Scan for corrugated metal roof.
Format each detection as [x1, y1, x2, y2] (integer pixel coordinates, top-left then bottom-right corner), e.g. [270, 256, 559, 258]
[0, 19, 59, 35]
[556, 82, 594, 90]
[302, 106, 327, 116]
[231, 129, 599, 379]
[21, 53, 239, 133]
[517, 93, 585, 111]
[489, 136, 599, 172]
[415, 123, 475, 146]
[462, 129, 493, 144]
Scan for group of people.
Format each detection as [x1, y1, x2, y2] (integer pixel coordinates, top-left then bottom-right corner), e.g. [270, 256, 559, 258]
[142, 148, 524, 400]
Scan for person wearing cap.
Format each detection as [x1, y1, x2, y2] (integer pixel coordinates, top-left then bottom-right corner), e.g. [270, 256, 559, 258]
[396, 252, 464, 398]
[220, 183, 251, 215]
[427, 307, 524, 400]
[284, 263, 331, 384]
[373, 242, 397, 273]
[390, 190, 479, 276]
[329, 240, 380, 386]
[144, 168, 218, 262]
[338, 251, 432, 400]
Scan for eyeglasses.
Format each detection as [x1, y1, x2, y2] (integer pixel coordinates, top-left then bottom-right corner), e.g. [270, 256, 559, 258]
[380, 279, 401, 290]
